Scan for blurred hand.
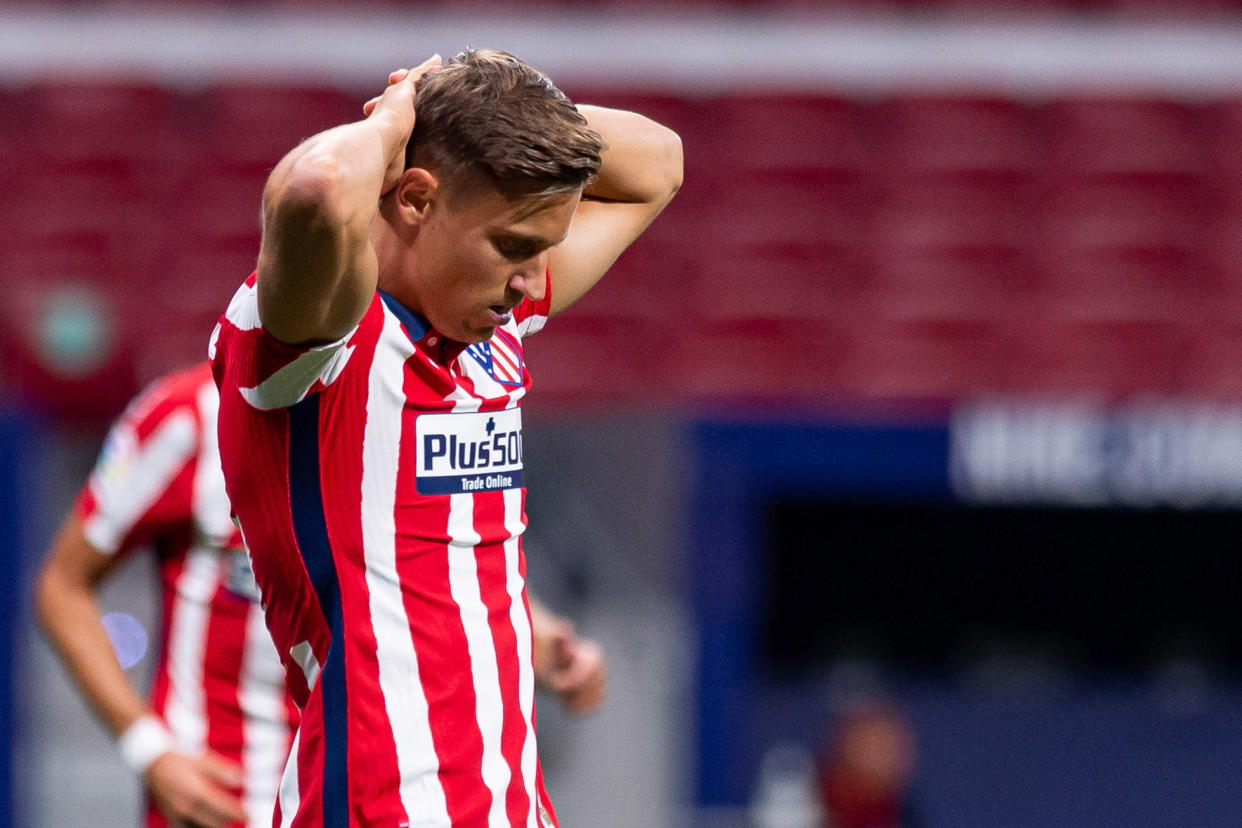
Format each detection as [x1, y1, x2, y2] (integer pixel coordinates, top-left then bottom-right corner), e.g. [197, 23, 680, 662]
[145, 749, 247, 828]
[362, 54, 442, 195]
[534, 620, 608, 716]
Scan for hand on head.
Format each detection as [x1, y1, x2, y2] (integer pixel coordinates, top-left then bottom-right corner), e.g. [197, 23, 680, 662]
[361, 54, 442, 197]
[362, 54, 442, 118]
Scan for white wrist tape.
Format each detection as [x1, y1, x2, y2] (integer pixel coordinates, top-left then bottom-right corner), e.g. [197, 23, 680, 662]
[116, 715, 174, 775]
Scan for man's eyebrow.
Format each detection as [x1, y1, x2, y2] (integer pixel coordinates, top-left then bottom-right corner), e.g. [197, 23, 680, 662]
[494, 231, 554, 247]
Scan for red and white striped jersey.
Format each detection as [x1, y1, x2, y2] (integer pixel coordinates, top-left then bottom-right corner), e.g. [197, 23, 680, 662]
[211, 274, 558, 828]
[77, 362, 298, 828]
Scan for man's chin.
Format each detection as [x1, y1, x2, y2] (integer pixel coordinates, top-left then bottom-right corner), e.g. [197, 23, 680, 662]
[456, 326, 496, 345]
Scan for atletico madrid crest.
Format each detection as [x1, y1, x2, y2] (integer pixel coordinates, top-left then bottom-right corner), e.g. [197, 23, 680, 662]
[466, 329, 524, 387]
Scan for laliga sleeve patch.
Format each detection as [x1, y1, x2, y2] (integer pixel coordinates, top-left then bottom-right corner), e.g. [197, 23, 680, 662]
[415, 408, 524, 495]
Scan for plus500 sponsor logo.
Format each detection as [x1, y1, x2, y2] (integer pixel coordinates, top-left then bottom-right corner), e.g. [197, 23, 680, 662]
[415, 409, 524, 494]
[423, 427, 522, 471]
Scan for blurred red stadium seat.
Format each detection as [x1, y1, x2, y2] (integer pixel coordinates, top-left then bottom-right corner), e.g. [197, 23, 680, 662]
[693, 94, 873, 174]
[566, 236, 700, 323]
[664, 317, 852, 403]
[872, 172, 1038, 252]
[688, 241, 872, 324]
[1035, 247, 1205, 324]
[1044, 95, 1209, 178]
[1036, 176, 1204, 252]
[192, 82, 360, 168]
[26, 79, 184, 166]
[168, 161, 268, 244]
[7, 160, 152, 240]
[875, 94, 1039, 174]
[834, 318, 1015, 401]
[868, 246, 1037, 324]
[1014, 317, 1194, 396]
[688, 166, 877, 251]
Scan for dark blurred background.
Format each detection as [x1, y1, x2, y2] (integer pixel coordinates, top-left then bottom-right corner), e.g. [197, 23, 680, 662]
[4, 1, 1242, 826]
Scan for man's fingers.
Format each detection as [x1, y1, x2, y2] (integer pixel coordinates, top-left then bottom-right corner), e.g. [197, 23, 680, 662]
[191, 787, 249, 826]
[199, 752, 244, 789]
[365, 55, 440, 116]
[407, 53, 443, 85]
[550, 632, 575, 666]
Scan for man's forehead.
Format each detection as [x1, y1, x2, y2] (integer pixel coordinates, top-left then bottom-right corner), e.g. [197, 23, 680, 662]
[487, 193, 579, 240]
[502, 189, 581, 222]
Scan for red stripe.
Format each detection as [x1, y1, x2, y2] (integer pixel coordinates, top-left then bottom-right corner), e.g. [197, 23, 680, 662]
[202, 584, 249, 821]
[472, 491, 533, 825]
[146, 555, 181, 828]
[127, 364, 211, 443]
[492, 344, 521, 383]
[291, 691, 325, 828]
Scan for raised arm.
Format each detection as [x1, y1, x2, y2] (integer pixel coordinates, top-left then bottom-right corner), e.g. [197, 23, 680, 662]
[547, 105, 683, 315]
[256, 56, 440, 345]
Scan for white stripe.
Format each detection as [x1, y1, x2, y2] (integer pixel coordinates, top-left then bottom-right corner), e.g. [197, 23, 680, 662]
[239, 340, 356, 411]
[223, 283, 357, 410]
[10, 7, 1242, 97]
[191, 381, 236, 547]
[447, 496, 509, 824]
[83, 410, 197, 554]
[362, 309, 451, 825]
[162, 546, 221, 756]
[277, 729, 301, 828]
[223, 281, 262, 333]
[445, 494, 512, 828]
[239, 603, 290, 827]
[288, 640, 321, 689]
[516, 313, 548, 339]
[501, 488, 538, 828]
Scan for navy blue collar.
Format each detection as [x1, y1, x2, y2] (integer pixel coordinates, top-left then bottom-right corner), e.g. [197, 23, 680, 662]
[378, 290, 429, 341]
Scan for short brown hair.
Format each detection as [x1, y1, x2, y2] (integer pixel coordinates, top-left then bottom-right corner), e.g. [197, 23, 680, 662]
[407, 49, 605, 199]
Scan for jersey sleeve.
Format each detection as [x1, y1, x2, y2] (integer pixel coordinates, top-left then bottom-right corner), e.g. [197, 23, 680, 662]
[209, 274, 363, 411]
[514, 267, 553, 338]
[76, 376, 201, 557]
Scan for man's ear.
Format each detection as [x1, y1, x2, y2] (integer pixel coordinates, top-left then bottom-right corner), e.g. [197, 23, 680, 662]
[392, 167, 439, 228]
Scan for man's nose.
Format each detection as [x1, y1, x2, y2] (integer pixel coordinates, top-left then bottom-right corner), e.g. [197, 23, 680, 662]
[509, 255, 548, 303]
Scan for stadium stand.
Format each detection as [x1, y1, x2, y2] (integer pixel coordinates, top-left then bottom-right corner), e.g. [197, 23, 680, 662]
[5, 4, 1242, 417]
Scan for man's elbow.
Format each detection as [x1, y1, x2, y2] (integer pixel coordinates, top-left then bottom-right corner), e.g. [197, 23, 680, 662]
[652, 126, 684, 204]
[264, 152, 363, 239]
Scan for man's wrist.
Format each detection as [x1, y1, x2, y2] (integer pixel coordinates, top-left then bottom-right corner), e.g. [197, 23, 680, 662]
[116, 714, 174, 775]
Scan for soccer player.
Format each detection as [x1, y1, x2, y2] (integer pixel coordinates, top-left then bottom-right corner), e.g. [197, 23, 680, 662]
[210, 48, 680, 826]
[35, 361, 297, 827]
[34, 360, 611, 827]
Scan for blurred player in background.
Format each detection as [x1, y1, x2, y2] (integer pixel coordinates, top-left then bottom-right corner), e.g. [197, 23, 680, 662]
[35, 360, 610, 827]
[35, 361, 295, 827]
[211, 48, 679, 825]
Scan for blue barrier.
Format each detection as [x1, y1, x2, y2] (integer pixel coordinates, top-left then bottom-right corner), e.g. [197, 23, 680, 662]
[688, 420, 950, 806]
